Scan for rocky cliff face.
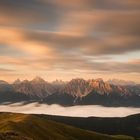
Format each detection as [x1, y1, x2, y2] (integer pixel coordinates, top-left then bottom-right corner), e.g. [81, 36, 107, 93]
[59, 78, 133, 98]
[12, 77, 139, 98]
[60, 79, 93, 98]
[13, 77, 55, 99]
[88, 79, 113, 95]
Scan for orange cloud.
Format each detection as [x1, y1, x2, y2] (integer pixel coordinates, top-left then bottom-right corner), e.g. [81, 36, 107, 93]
[0, 0, 139, 82]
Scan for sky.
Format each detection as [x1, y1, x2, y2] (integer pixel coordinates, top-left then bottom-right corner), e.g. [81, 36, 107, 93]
[0, 0, 140, 83]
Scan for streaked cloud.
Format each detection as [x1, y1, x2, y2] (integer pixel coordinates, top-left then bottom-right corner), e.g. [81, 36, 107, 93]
[0, 0, 139, 82]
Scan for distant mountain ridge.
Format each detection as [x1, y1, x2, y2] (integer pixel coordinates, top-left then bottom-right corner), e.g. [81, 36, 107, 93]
[0, 77, 140, 106]
[107, 79, 136, 86]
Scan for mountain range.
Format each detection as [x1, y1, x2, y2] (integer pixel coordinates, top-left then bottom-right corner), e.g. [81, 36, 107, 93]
[0, 77, 140, 106]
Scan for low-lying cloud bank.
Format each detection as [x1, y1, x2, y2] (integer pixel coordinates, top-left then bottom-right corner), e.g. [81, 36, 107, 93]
[0, 102, 140, 117]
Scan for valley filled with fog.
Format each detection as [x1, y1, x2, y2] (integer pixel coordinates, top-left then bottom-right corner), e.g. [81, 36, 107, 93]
[0, 102, 140, 117]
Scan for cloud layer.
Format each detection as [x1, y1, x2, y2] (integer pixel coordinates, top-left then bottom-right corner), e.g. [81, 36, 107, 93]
[0, 103, 140, 117]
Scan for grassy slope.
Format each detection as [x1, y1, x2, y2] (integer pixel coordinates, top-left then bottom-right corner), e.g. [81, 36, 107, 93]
[0, 132, 33, 140]
[0, 112, 136, 140]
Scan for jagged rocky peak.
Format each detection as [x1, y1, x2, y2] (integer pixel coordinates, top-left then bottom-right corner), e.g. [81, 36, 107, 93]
[52, 79, 66, 85]
[22, 79, 30, 83]
[88, 78, 104, 86]
[61, 78, 93, 97]
[13, 78, 21, 84]
[0, 80, 9, 85]
[70, 78, 87, 84]
[68, 78, 91, 88]
[13, 77, 54, 98]
[31, 76, 46, 83]
[88, 78, 113, 95]
[95, 78, 104, 83]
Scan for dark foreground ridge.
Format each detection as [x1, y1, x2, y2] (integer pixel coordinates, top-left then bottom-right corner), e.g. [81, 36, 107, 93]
[0, 112, 140, 140]
[41, 113, 140, 138]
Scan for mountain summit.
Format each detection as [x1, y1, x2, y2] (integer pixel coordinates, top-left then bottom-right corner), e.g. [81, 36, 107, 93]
[31, 76, 46, 83]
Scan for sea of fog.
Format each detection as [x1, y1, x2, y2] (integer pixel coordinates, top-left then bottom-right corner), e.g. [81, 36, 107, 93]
[0, 102, 140, 117]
